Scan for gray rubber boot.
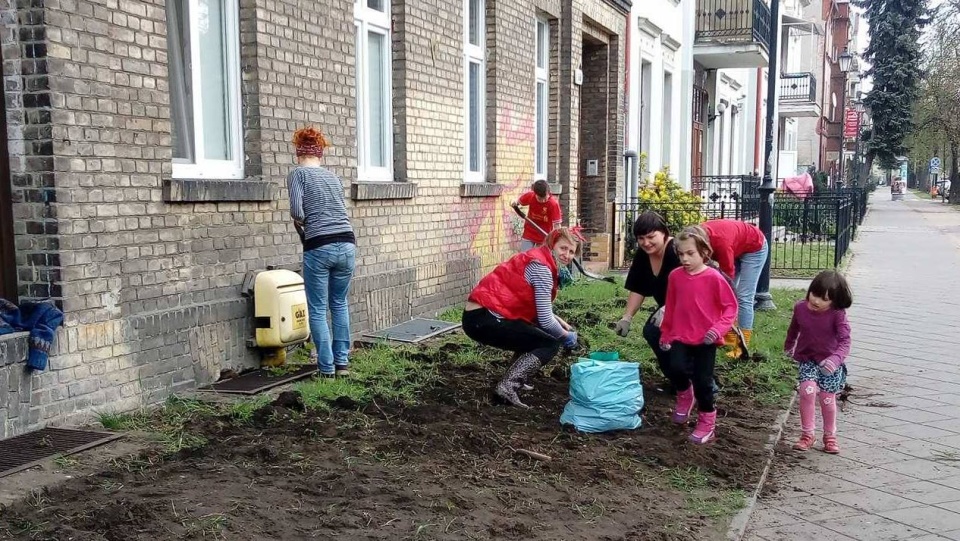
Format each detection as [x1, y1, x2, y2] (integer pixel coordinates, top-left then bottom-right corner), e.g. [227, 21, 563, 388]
[494, 353, 543, 408]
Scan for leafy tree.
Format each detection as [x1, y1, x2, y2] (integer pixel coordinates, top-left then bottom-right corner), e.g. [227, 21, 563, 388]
[857, 0, 929, 170]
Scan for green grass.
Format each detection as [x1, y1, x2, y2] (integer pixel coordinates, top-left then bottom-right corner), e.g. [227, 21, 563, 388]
[911, 188, 933, 199]
[770, 242, 836, 278]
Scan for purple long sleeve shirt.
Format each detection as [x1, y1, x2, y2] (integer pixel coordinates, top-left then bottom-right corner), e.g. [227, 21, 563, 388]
[783, 301, 851, 366]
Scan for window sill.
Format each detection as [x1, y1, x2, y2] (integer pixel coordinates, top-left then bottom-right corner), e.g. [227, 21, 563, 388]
[0, 332, 30, 367]
[163, 178, 277, 203]
[351, 182, 418, 201]
[460, 183, 504, 198]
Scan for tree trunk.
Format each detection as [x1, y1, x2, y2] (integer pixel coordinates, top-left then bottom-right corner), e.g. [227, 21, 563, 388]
[860, 153, 875, 186]
[950, 140, 960, 204]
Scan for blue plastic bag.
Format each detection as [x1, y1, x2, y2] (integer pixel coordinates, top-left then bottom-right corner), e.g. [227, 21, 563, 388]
[559, 357, 644, 433]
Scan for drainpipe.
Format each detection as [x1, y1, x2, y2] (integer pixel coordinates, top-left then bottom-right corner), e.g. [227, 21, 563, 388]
[754, 68, 763, 172]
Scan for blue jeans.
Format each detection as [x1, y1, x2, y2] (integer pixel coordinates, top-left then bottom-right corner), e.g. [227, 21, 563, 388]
[734, 239, 768, 329]
[303, 242, 356, 374]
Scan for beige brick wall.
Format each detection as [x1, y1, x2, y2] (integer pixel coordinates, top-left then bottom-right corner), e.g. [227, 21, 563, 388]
[0, 0, 628, 436]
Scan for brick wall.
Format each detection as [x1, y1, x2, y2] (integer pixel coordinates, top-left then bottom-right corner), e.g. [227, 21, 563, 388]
[0, 0, 628, 437]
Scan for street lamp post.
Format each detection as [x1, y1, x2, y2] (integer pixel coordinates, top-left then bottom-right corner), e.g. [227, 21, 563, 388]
[837, 51, 854, 188]
[852, 99, 864, 187]
[754, 0, 781, 312]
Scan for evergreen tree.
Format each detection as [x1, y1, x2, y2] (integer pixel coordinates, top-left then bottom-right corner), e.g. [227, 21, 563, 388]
[857, 0, 929, 170]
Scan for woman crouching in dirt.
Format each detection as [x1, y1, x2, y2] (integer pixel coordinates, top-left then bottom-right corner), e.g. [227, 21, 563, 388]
[461, 228, 580, 408]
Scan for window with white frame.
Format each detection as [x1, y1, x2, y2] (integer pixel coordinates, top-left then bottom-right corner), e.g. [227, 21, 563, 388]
[464, 0, 485, 181]
[534, 18, 549, 180]
[166, 0, 243, 179]
[355, 0, 393, 181]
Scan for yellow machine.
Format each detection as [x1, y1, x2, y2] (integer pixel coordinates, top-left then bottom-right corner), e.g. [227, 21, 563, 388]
[252, 269, 309, 366]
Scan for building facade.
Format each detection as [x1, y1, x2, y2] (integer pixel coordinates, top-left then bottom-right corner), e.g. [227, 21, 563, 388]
[0, 0, 629, 438]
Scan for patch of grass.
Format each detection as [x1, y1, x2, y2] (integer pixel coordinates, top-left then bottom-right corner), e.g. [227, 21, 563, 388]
[685, 489, 746, 518]
[911, 188, 933, 199]
[666, 466, 710, 492]
[771, 242, 835, 278]
[228, 395, 271, 423]
[295, 344, 441, 410]
[52, 454, 79, 469]
[437, 306, 463, 323]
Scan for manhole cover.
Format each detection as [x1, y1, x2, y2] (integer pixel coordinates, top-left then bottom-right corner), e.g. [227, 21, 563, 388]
[361, 318, 460, 344]
[0, 428, 122, 478]
[196, 364, 316, 395]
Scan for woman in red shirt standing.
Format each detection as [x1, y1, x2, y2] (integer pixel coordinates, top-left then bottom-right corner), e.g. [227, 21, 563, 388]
[461, 228, 580, 408]
[701, 219, 769, 358]
[659, 226, 738, 444]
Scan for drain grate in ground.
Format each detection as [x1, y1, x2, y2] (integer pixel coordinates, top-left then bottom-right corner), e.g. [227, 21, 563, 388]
[360, 317, 460, 344]
[196, 364, 316, 395]
[0, 427, 122, 478]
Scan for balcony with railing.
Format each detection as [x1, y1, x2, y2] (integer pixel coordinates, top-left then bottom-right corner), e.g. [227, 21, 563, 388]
[779, 72, 821, 118]
[694, 0, 772, 69]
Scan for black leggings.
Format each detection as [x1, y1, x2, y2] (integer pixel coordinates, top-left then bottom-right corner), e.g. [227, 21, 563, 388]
[461, 308, 561, 364]
[663, 342, 717, 412]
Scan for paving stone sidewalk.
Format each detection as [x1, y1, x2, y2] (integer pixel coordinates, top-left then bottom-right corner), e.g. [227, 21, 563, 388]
[743, 192, 960, 541]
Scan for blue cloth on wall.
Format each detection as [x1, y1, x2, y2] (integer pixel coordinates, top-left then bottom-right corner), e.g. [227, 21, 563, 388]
[0, 298, 65, 370]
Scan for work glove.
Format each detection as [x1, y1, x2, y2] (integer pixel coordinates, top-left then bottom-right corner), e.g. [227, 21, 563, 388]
[563, 331, 578, 350]
[818, 358, 840, 376]
[614, 318, 631, 337]
[703, 329, 719, 345]
[659, 342, 672, 352]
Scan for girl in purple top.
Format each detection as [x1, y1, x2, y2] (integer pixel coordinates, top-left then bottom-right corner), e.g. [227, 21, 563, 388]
[784, 270, 852, 454]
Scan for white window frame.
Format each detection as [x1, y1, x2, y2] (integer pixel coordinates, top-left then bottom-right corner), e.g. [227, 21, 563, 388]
[534, 17, 549, 180]
[354, 0, 394, 182]
[464, 0, 486, 182]
[170, 0, 244, 180]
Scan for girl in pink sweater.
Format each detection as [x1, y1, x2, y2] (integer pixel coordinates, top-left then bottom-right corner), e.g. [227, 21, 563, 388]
[659, 226, 738, 444]
[784, 270, 852, 454]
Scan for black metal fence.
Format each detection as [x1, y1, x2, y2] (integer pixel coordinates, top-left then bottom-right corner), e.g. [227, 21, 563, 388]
[617, 181, 870, 274]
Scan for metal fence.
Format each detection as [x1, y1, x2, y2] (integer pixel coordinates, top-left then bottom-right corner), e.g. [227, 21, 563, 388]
[617, 181, 869, 273]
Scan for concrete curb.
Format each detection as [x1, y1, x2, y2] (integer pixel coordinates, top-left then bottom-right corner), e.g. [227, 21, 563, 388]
[725, 390, 798, 541]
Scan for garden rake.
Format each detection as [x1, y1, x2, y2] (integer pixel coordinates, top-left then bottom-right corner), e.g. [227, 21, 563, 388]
[510, 203, 616, 283]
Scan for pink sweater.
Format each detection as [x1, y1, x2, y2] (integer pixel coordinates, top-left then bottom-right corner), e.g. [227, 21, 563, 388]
[784, 301, 851, 365]
[659, 267, 738, 346]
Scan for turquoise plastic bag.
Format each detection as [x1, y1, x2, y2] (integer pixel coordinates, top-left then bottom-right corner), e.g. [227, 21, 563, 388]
[559, 356, 644, 433]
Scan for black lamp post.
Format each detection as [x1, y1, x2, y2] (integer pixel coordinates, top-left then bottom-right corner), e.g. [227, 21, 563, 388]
[755, 0, 781, 312]
[852, 98, 864, 187]
[837, 51, 854, 188]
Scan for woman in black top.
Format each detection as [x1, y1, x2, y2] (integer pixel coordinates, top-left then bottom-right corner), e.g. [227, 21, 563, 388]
[614, 212, 682, 380]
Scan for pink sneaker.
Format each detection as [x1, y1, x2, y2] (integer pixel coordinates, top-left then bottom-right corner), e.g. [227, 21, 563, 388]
[672, 385, 696, 424]
[822, 434, 840, 454]
[689, 410, 716, 444]
[793, 432, 815, 451]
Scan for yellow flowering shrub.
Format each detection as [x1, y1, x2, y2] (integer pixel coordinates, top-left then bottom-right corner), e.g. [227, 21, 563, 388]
[636, 167, 705, 233]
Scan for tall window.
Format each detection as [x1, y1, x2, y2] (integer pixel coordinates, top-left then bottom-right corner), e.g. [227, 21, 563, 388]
[166, 0, 243, 179]
[534, 18, 549, 180]
[661, 72, 673, 169]
[464, 0, 485, 181]
[355, 0, 393, 181]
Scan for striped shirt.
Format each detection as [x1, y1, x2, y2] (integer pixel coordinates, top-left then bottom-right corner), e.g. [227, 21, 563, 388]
[523, 261, 565, 338]
[287, 166, 354, 250]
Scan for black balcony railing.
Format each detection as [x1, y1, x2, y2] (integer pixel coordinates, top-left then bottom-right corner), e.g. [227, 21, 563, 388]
[780, 72, 817, 102]
[695, 0, 772, 51]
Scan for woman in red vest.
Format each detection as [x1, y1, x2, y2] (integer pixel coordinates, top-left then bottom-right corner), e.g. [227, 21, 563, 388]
[461, 228, 580, 407]
[701, 219, 769, 358]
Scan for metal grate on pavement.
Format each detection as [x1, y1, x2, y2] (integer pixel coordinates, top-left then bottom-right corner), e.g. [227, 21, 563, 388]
[196, 364, 317, 395]
[0, 427, 122, 478]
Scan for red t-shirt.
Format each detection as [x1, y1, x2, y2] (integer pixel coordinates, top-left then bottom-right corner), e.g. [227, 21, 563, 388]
[702, 219, 766, 280]
[518, 191, 562, 244]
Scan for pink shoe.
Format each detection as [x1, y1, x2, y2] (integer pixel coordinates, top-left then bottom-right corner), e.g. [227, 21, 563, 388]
[672, 385, 696, 424]
[792, 432, 815, 451]
[822, 434, 840, 454]
[689, 410, 717, 444]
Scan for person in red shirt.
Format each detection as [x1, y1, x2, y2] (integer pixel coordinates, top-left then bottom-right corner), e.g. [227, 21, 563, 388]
[461, 228, 579, 407]
[513, 180, 562, 251]
[701, 219, 769, 358]
[659, 226, 738, 445]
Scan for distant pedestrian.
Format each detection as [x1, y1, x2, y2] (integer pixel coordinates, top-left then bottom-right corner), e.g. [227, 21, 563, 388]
[513, 179, 562, 252]
[658, 226, 738, 445]
[784, 270, 852, 454]
[288, 126, 356, 379]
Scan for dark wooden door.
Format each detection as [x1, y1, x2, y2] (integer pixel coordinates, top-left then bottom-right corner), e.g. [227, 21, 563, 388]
[691, 85, 707, 180]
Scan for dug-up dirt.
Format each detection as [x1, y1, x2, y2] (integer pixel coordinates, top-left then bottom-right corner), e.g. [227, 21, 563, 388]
[0, 344, 776, 541]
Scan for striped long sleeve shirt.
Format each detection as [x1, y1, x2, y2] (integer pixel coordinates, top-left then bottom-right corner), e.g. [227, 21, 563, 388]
[287, 166, 355, 251]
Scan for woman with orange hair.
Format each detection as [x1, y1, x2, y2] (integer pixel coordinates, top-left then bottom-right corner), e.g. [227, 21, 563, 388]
[288, 127, 356, 378]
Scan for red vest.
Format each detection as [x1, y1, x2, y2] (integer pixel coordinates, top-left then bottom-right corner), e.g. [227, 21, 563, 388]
[468, 246, 559, 324]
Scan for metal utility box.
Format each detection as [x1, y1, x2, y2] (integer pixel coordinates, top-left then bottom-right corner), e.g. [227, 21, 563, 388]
[253, 269, 309, 348]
